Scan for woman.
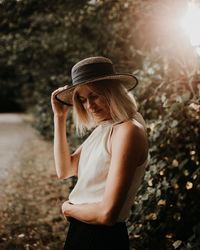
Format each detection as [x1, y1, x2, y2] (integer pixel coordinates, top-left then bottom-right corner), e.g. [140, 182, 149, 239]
[51, 56, 149, 250]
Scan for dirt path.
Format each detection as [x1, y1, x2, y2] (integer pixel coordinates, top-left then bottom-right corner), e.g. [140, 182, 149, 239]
[0, 113, 70, 250]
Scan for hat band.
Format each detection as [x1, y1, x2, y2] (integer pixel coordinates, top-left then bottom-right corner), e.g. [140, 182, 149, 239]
[72, 62, 114, 84]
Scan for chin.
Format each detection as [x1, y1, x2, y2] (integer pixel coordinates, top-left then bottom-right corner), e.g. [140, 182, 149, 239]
[93, 117, 104, 123]
[92, 113, 111, 123]
[95, 118, 103, 123]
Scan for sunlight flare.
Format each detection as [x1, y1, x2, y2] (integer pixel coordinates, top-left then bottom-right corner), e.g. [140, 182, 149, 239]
[181, 1, 200, 55]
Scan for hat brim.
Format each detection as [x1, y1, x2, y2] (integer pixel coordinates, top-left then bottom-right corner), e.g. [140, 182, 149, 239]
[55, 73, 138, 106]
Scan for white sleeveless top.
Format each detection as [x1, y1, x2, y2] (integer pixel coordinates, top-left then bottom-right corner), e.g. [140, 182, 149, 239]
[69, 113, 149, 222]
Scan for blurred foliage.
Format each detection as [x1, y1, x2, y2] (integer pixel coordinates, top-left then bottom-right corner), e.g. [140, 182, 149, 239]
[0, 0, 200, 249]
[129, 75, 200, 249]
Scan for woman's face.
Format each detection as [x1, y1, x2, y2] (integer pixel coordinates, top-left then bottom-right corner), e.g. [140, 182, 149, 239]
[76, 84, 111, 123]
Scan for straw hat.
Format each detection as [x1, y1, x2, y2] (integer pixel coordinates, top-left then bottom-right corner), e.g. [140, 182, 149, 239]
[55, 56, 138, 106]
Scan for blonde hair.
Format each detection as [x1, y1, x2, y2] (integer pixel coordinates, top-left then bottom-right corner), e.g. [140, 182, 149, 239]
[72, 80, 138, 135]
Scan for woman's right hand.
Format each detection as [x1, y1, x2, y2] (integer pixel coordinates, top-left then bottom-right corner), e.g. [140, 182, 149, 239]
[51, 86, 70, 117]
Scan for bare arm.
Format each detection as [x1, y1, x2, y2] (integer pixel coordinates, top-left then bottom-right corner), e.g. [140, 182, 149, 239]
[51, 87, 81, 179]
[62, 120, 148, 224]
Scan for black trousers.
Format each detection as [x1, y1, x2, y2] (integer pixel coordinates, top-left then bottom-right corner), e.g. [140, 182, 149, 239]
[63, 218, 130, 250]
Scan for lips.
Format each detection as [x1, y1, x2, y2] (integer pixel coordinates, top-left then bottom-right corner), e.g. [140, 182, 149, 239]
[91, 109, 102, 114]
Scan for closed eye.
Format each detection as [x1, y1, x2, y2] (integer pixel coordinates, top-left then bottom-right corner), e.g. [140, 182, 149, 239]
[78, 94, 99, 103]
[79, 97, 86, 103]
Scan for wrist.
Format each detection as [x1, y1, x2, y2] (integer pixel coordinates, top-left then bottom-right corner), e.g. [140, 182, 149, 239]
[54, 113, 68, 120]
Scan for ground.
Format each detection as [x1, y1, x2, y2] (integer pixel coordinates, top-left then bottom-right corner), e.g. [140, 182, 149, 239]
[0, 113, 71, 250]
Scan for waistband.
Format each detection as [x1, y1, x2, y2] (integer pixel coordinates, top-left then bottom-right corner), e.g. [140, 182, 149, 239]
[69, 217, 126, 228]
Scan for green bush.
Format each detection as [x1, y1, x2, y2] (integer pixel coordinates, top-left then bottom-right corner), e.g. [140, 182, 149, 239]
[130, 72, 200, 249]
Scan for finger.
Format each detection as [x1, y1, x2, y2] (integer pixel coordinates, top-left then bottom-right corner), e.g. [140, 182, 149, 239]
[51, 86, 66, 97]
[61, 203, 65, 214]
[63, 215, 68, 221]
[52, 85, 69, 95]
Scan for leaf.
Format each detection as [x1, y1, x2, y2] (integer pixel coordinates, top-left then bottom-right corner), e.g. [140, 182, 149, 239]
[179, 159, 189, 169]
[181, 91, 191, 103]
[157, 199, 166, 206]
[189, 103, 200, 112]
[186, 181, 193, 190]
[173, 240, 182, 249]
[170, 120, 178, 128]
[170, 103, 182, 112]
[172, 159, 179, 167]
[145, 213, 157, 220]
[141, 193, 149, 201]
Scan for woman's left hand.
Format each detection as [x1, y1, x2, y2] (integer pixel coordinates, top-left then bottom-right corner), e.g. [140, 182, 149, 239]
[62, 200, 71, 216]
[62, 201, 70, 216]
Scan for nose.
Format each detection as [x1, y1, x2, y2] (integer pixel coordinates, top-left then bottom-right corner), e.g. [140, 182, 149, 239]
[86, 98, 95, 110]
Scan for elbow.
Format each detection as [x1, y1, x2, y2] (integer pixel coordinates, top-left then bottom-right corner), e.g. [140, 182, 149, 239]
[57, 172, 68, 180]
[55, 166, 70, 179]
[98, 207, 118, 226]
[57, 174, 65, 180]
[57, 172, 75, 180]
[101, 216, 116, 226]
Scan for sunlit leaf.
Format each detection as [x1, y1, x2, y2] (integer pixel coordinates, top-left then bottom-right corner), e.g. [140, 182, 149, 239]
[172, 159, 179, 167]
[173, 213, 181, 221]
[141, 194, 149, 201]
[18, 233, 25, 238]
[181, 91, 191, 102]
[183, 170, 189, 176]
[173, 240, 182, 249]
[186, 181, 193, 189]
[148, 179, 153, 186]
[133, 234, 141, 238]
[146, 213, 157, 220]
[159, 170, 164, 176]
[170, 120, 178, 128]
[157, 199, 166, 206]
[165, 233, 173, 239]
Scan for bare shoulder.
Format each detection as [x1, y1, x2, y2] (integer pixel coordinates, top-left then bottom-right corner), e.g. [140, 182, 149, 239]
[112, 120, 148, 164]
[113, 119, 146, 138]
